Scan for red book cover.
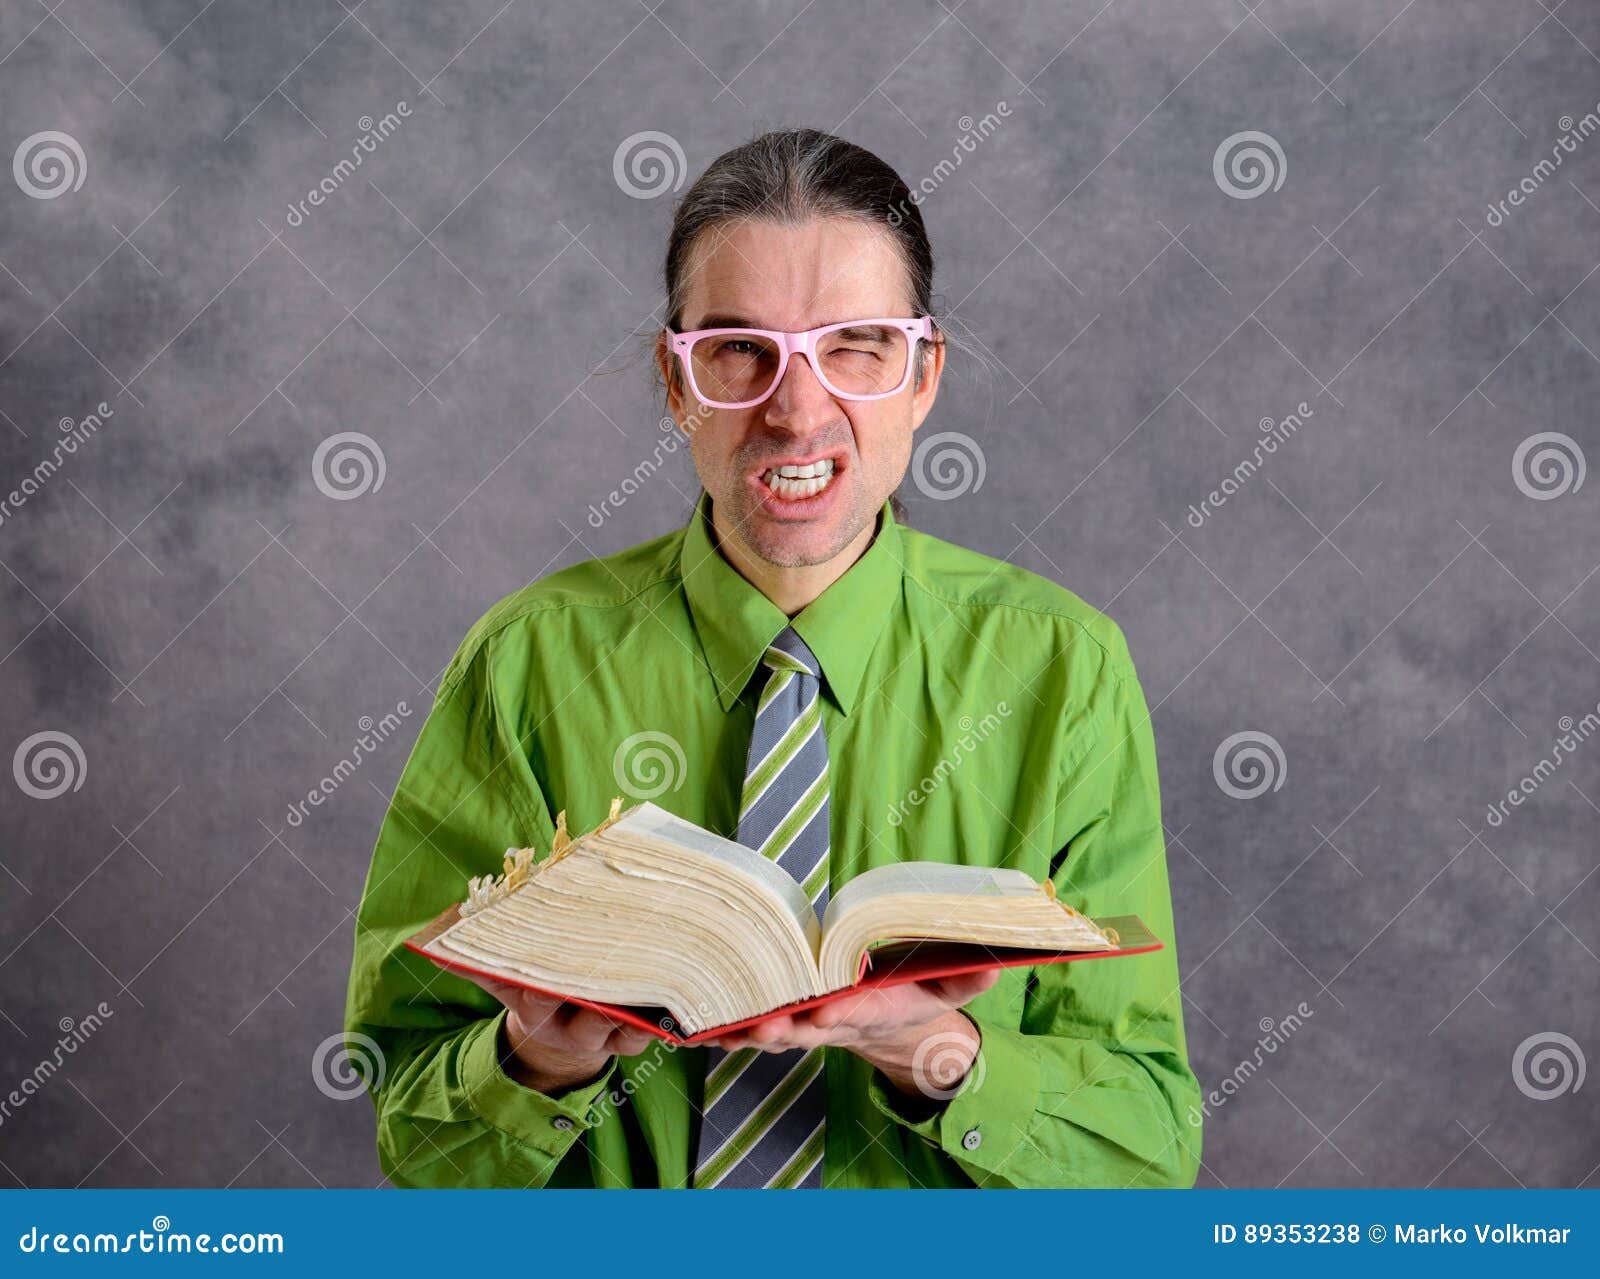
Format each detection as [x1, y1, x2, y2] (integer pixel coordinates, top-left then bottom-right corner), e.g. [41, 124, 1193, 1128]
[404, 909, 1162, 1044]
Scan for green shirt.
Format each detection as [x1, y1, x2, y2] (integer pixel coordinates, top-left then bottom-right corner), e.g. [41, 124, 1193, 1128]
[344, 491, 1201, 1189]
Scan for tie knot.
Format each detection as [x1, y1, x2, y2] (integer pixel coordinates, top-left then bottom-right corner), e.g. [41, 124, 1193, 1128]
[761, 626, 819, 680]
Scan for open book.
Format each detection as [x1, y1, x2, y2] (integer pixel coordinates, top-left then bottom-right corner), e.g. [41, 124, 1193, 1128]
[406, 798, 1162, 1043]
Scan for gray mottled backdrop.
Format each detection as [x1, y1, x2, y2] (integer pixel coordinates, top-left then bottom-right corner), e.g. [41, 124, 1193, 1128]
[1, 0, 1596, 1189]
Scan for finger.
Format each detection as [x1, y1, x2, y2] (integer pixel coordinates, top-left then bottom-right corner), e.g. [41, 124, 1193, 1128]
[774, 1022, 837, 1050]
[506, 991, 573, 1039]
[752, 1016, 784, 1042]
[562, 1008, 623, 1054]
[804, 990, 877, 1029]
[463, 978, 573, 1041]
[931, 969, 1002, 1005]
[809, 984, 903, 1026]
[746, 1015, 792, 1045]
[455, 970, 522, 1005]
[606, 1027, 656, 1056]
[805, 1000, 853, 1029]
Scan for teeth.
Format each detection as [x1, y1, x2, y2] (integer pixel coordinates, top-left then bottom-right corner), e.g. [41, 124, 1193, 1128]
[762, 458, 836, 500]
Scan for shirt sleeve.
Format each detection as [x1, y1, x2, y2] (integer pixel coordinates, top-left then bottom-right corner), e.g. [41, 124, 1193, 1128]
[867, 623, 1203, 1188]
[343, 631, 617, 1188]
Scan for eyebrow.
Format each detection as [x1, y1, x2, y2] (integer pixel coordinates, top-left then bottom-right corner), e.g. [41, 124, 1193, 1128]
[691, 313, 763, 330]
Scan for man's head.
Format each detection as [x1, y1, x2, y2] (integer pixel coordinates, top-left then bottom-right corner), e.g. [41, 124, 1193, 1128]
[656, 130, 944, 583]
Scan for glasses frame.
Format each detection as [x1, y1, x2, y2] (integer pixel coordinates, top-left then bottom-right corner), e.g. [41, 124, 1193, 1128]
[665, 316, 936, 409]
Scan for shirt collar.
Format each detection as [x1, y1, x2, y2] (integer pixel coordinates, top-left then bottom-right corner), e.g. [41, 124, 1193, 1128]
[680, 489, 903, 716]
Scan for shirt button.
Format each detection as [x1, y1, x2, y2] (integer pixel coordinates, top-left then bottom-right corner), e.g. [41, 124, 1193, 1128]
[551, 1116, 575, 1131]
[961, 1127, 982, 1151]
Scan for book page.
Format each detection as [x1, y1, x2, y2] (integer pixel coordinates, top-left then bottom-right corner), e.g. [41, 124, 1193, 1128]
[820, 861, 1042, 934]
[428, 800, 827, 1031]
[618, 803, 821, 955]
[816, 861, 1113, 990]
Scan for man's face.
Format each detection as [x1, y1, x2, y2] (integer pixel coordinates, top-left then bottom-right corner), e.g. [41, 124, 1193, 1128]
[661, 216, 943, 569]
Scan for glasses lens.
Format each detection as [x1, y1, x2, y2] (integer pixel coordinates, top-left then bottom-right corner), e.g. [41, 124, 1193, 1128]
[814, 324, 909, 398]
[688, 331, 782, 406]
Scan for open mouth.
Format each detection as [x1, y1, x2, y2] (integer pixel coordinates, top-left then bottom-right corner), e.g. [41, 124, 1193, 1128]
[757, 456, 839, 502]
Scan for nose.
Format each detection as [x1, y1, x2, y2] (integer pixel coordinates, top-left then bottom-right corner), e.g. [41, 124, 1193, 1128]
[762, 350, 838, 431]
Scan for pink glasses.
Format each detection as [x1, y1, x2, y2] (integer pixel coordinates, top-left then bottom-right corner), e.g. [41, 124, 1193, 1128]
[665, 316, 935, 409]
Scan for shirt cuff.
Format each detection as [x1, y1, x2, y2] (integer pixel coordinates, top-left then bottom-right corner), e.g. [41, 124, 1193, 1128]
[866, 1011, 1041, 1182]
[460, 1009, 617, 1157]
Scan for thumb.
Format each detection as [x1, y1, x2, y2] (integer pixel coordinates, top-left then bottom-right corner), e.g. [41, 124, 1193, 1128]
[930, 968, 1001, 1004]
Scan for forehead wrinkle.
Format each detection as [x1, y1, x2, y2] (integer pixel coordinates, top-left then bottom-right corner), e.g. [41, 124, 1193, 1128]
[681, 218, 911, 332]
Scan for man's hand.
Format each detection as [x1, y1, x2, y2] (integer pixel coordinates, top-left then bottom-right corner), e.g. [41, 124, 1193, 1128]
[705, 969, 1001, 1099]
[455, 968, 657, 1096]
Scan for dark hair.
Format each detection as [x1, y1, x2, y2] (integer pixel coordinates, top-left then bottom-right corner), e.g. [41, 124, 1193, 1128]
[661, 128, 942, 526]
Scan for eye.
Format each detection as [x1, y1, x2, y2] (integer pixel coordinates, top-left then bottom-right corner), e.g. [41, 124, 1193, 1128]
[827, 326, 895, 356]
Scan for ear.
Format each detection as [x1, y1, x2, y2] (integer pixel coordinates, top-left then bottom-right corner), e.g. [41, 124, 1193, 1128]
[909, 328, 946, 432]
[656, 330, 688, 433]
[659, 332, 716, 443]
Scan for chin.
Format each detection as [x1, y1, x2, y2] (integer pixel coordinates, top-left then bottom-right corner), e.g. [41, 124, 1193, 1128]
[747, 525, 844, 569]
[716, 477, 878, 569]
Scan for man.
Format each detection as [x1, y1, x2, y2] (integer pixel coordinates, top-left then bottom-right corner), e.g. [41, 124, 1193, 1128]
[345, 129, 1201, 1189]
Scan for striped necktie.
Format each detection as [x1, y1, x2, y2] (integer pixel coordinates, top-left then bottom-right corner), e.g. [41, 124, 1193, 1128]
[692, 626, 830, 1189]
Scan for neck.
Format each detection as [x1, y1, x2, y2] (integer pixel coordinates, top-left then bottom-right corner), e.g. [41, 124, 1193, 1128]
[708, 500, 880, 616]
